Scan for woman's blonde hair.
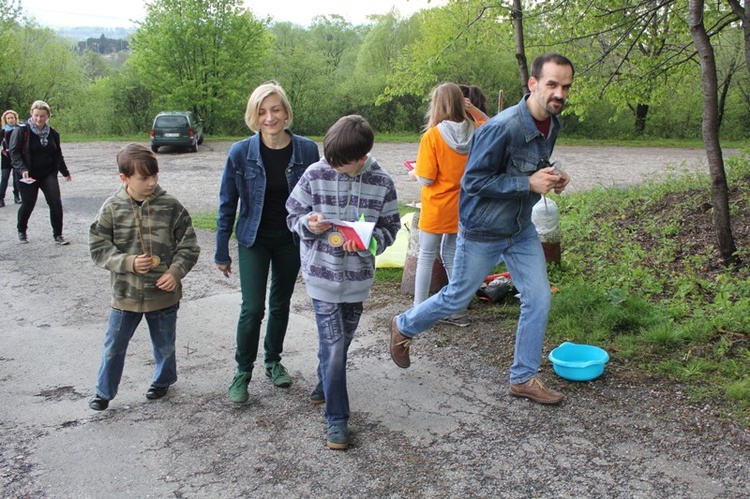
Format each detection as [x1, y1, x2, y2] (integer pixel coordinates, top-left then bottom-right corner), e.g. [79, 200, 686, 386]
[30, 100, 52, 117]
[244, 81, 293, 132]
[1, 109, 18, 127]
[424, 82, 469, 131]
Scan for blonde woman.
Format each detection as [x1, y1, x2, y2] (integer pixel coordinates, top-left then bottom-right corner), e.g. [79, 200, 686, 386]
[0, 109, 20, 206]
[9, 101, 72, 244]
[215, 82, 320, 403]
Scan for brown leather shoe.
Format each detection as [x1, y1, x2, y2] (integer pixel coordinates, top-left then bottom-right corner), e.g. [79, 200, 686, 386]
[509, 377, 564, 405]
[390, 316, 411, 368]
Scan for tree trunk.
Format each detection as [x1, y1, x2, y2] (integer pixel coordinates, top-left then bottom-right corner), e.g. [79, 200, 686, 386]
[634, 103, 649, 135]
[689, 0, 739, 267]
[511, 0, 529, 95]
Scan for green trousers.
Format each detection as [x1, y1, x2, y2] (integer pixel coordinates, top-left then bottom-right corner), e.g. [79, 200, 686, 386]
[235, 229, 300, 372]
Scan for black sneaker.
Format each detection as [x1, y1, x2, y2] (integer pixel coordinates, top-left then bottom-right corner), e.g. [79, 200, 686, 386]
[0, 199, 5, 207]
[146, 384, 169, 400]
[54, 235, 70, 245]
[14, 194, 21, 204]
[18, 231, 28, 244]
[89, 395, 109, 411]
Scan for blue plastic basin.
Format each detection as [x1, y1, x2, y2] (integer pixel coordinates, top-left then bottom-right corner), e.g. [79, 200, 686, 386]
[548, 342, 610, 381]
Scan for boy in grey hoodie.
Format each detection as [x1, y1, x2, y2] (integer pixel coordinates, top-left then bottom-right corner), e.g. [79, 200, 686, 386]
[286, 115, 400, 449]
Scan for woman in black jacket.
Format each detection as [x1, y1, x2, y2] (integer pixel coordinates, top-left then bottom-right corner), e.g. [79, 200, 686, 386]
[0, 109, 21, 207]
[10, 100, 72, 245]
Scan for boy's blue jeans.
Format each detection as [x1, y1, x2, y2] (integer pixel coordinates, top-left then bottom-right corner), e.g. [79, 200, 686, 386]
[94, 303, 180, 400]
[312, 299, 363, 427]
[397, 223, 551, 384]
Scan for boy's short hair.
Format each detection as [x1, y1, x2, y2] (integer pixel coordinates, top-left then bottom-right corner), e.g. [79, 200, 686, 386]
[244, 81, 293, 132]
[117, 143, 159, 177]
[323, 115, 374, 167]
[30, 100, 52, 117]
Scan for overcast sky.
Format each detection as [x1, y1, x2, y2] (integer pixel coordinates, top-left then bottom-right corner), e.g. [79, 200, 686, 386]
[22, 0, 444, 28]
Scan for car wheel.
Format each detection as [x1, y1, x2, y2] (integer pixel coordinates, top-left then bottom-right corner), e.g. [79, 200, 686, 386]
[151, 145, 159, 153]
[197, 133, 204, 145]
[190, 143, 198, 153]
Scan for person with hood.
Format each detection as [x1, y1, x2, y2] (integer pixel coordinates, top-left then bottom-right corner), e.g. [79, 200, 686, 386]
[0, 109, 21, 207]
[286, 115, 400, 450]
[412, 83, 486, 326]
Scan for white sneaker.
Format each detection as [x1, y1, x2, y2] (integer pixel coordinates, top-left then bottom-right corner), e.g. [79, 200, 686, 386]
[439, 312, 470, 327]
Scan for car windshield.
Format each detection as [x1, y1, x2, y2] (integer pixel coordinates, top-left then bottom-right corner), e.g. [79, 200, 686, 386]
[156, 116, 189, 127]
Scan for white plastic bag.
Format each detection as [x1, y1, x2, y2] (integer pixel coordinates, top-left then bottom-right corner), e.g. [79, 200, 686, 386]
[531, 196, 560, 243]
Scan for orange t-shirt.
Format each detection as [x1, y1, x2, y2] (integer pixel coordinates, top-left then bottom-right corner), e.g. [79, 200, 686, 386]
[415, 126, 469, 234]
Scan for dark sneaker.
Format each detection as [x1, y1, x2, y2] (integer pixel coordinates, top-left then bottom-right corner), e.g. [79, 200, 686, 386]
[18, 231, 28, 244]
[54, 235, 69, 245]
[265, 361, 292, 388]
[14, 194, 21, 204]
[310, 382, 325, 405]
[438, 311, 471, 327]
[146, 384, 169, 400]
[0, 199, 5, 207]
[228, 370, 251, 403]
[509, 377, 564, 405]
[389, 316, 411, 368]
[89, 394, 109, 411]
[326, 424, 349, 450]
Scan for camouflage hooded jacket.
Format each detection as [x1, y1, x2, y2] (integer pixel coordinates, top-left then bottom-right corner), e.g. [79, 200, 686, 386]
[89, 184, 200, 312]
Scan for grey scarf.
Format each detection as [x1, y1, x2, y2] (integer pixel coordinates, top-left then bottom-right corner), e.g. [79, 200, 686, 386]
[27, 117, 50, 146]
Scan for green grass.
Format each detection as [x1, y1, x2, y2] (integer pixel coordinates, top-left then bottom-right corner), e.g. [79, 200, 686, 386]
[545, 151, 750, 418]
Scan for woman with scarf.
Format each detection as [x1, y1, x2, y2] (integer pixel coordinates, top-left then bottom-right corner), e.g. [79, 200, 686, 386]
[9, 100, 72, 245]
[0, 109, 21, 207]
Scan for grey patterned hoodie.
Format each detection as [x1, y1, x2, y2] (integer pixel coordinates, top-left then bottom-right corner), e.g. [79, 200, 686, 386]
[286, 155, 400, 303]
[89, 184, 200, 312]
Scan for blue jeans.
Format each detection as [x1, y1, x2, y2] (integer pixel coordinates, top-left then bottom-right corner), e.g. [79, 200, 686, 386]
[94, 303, 180, 400]
[312, 299, 363, 426]
[397, 223, 550, 384]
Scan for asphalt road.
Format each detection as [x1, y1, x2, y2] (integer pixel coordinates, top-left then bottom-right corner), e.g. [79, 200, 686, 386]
[0, 141, 747, 498]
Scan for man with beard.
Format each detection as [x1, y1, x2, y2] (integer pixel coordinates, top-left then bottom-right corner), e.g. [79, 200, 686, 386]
[389, 53, 574, 405]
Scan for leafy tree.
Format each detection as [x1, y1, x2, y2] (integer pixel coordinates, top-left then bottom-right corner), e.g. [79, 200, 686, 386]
[264, 16, 363, 135]
[129, 0, 270, 134]
[0, 25, 85, 122]
[381, 0, 518, 118]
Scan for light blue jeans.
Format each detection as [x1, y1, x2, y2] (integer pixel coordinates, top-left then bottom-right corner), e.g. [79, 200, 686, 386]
[414, 231, 457, 306]
[397, 224, 550, 384]
[94, 303, 180, 400]
[312, 299, 363, 427]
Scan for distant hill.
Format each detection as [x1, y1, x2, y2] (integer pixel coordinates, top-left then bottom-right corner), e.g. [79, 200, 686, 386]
[55, 26, 133, 41]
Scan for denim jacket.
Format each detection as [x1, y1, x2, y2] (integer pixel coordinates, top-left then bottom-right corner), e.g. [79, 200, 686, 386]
[459, 95, 560, 241]
[214, 131, 320, 264]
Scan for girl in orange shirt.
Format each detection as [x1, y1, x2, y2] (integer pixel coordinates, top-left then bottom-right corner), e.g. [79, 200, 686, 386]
[413, 83, 485, 325]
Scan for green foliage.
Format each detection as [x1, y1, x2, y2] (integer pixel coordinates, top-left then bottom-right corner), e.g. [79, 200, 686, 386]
[129, 0, 270, 135]
[547, 151, 750, 412]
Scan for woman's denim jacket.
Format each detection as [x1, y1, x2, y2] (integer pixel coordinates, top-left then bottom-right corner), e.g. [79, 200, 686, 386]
[214, 131, 320, 264]
[459, 95, 560, 241]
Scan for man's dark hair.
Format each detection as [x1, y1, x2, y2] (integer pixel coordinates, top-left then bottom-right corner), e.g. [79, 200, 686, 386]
[324, 115, 374, 167]
[531, 53, 575, 79]
[117, 143, 159, 177]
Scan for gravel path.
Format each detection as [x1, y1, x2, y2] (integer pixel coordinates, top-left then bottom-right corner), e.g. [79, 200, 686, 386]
[0, 140, 746, 498]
